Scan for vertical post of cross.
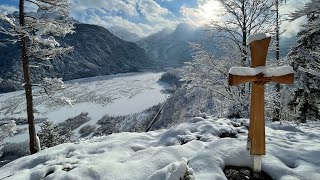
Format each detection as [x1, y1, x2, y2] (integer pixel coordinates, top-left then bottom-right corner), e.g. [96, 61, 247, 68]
[248, 36, 271, 178]
[228, 33, 294, 178]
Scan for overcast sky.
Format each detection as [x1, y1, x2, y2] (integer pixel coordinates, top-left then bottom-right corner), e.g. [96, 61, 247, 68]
[0, 0, 309, 38]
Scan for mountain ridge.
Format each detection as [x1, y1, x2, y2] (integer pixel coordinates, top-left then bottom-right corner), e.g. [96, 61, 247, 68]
[0, 23, 154, 93]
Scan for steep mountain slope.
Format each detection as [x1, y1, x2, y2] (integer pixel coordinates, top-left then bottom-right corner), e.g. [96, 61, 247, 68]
[137, 23, 297, 68]
[0, 23, 153, 93]
[137, 23, 222, 68]
[108, 26, 142, 42]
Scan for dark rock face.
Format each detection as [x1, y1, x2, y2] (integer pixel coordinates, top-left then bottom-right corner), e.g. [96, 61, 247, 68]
[0, 23, 154, 93]
[224, 166, 273, 180]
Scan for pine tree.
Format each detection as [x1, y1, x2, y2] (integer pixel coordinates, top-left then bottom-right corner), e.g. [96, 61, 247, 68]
[0, 121, 16, 148]
[272, 0, 287, 122]
[0, 0, 74, 154]
[287, 0, 320, 122]
[38, 120, 60, 148]
[38, 120, 74, 149]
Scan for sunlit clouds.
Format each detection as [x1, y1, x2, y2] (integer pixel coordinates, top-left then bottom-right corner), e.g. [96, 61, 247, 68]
[0, 0, 310, 38]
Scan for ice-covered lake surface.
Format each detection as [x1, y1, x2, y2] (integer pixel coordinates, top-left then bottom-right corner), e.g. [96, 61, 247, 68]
[0, 72, 169, 142]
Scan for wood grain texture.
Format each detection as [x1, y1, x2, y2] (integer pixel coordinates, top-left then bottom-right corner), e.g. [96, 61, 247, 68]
[228, 73, 294, 86]
[228, 36, 294, 156]
[249, 37, 270, 67]
[248, 83, 266, 155]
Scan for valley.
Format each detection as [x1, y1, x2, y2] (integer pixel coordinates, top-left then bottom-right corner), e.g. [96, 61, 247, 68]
[0, 72, 169, 143]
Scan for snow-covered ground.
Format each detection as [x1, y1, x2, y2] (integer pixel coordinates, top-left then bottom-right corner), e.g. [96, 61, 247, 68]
[0, 72, 169, 142]
[1, 116, 319, 180]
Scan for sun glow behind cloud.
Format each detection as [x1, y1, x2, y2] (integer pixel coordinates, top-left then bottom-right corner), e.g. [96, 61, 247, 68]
[0, 0, 308, 38]
[180, 0, 224, 27]
[199, 0, 224, 22]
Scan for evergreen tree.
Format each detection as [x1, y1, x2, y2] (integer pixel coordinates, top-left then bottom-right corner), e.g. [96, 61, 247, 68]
[272, 0, 287, 122]
[0, 121, 16, 148]
[0, 0, 74, 154]
[38, 120, 74, 149]
[38, 120, 60, 148]
[287, 0, 320, 122]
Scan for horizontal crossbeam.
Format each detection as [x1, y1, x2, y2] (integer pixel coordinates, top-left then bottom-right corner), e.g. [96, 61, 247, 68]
[228, 73, 294, 86]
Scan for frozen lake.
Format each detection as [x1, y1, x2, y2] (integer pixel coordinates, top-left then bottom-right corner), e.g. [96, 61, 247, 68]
[0, 72, 169, 142]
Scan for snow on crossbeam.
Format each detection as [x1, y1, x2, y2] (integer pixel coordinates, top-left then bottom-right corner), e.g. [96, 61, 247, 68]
[229, 66, 294, 86]
[229, 66, 294, 77]
[248, 33, 271, 44]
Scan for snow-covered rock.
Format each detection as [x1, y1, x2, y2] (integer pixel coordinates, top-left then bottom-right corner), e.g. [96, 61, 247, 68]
[147, 160, 195, 180]
[0, 117, 319, 180]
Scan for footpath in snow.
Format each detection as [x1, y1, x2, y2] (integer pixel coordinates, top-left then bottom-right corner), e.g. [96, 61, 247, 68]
[0, 116, 319, 180]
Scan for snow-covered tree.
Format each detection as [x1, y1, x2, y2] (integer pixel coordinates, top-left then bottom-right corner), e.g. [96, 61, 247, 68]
[179, 43, 249, 118]
[286, 0, 320, 122]
[205, 0, 276, 65]
[38, 120, 60, 149]
[0, 121, 16, 148]
[200, 0, 277, 117]
[38, 120, 74, 149]
[0, 0, 74, 154]
[271, 0, 287, 121]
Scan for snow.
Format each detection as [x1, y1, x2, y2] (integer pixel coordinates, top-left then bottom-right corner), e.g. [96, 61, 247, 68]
[229, 66, 294, 77]
[147, 160, 195, 180]
[36, 135, 41, 152]
[248, 33, 271, 44]
[0, 72, 169, 143]
[0, 117, 319, 180]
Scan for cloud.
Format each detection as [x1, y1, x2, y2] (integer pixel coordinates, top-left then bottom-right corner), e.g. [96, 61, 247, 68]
[87, 14, 156, 37]
[0, 4, 18, 14]
[180, 0, 224, 27]
[138, 0, 170, 22]
[279, 0, 310, 38]
[71, 0, 139, 17]
[0, 0, 308, 38]
[70, 0, 179, 37]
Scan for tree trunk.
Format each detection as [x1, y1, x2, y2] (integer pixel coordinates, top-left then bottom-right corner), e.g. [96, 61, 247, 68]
[240, 0, 248, 98]
[273, 0, 281, 122]
[19, 0, 37, 154]
[242, 0, 247, 66]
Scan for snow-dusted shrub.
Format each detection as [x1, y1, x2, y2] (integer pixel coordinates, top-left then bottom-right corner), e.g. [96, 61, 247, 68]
[58, 112, 90, 134]
[79, 125, 96, 138]
[93, 104, 162, 136]
[1, 117, 46, 125]
[152, 87, 221, 130]
[179, 42, 250, 119]
[38, 120, 74, 149]
[158, 70, 184, 88]
[0, 120, 15, 147]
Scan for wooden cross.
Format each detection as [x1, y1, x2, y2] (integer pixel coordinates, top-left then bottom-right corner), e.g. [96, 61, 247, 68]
[228, 34, 294, 176]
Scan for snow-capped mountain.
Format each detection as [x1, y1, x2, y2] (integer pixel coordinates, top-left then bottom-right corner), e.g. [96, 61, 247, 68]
[108, 26, 142, 42]
[137, 23, 222, 68]
[0, 23, 154, 93]
[137, 23, 297, 68]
